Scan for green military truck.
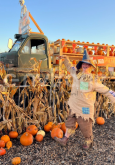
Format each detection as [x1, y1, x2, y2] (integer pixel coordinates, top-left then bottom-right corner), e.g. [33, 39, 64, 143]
[0, 33, 52, 85]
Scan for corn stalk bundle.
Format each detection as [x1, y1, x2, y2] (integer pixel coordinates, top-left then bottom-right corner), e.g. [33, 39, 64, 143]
[0, 59, 115, 134]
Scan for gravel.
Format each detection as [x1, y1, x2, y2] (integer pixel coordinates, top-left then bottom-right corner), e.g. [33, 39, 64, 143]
[0, 117, 115, 165]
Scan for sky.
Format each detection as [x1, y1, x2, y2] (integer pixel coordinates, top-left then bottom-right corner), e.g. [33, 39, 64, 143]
[0, 0, 115, 52]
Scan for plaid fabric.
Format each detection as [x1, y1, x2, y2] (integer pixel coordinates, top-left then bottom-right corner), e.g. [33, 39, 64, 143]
[82, 107, 90, 114]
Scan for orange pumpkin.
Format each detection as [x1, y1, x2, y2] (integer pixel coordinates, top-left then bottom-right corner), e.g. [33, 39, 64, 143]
[91, 71, 96, 74]
[1, 135, 10, 144]
[72, 60, 76, 65]
[76, 122, 78, 129]
[109, 51, 114, 56]
[20, 132, 33, 146]
[12, 157, 21, 165]
[67, 71, 70, 75]
[44, 124, 52, 132]
[26, 125, 38, 135]
[98, 71, 102, 77]
[89, 51, 93, 55]
[51, 124, 60, 131]
[35, 134, 43, 142]
[98, 50, 103, 55]
[76, 52, 80, 54]
[55, 71, 59, 74]
[102, 52, 105, 56]
[96, 117, 105, 125]
[56, 60, 59, 65]
[9, 131, 18, 139]
[61, 123, 66, 133]
[0, 148, 6, 156]
[0, 140, 5, 148]
[63, 46, 68, 53]
[51, 128, 63, 139]
[48, 122, 53, 126]
[67, 48, 73, 53]
[6, 141, 12, 150]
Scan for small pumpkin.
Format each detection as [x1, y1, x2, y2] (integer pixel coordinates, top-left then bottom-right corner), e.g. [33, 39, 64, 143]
[76, 122, 79, 129]
[51, 128, 63, 139]
[96, 117, 105, 125]
[48, 122, 53, 126]
[97, 50, 103, 55]
[1, 135, 10, 144]
[89, 51, 93, 55]
[109, 51, 114, 56]
[37, 130, 45, 137]
[6, 141, 12, 150]
[51, 124, 60, 131]
[63, 46, 68, 53]
[20, 132, 33, 146]
[56, 60, 59, 65]
[72, 60, 76, 65]
[35, 134, 43, 142]
[76, 52, 80, 54]
[0, 148, 6, 156]
[91, 71, 96, 74]
[67, 48, 73, 53]
[61, 123, 66, 133]
[44, 124, 52, 132]
[0, 140, 5, 148]
[98, 71, 102, 77]
[26, 125, 38, 135]
[12, 157, 21, 165]
[9, 131, 18, 139]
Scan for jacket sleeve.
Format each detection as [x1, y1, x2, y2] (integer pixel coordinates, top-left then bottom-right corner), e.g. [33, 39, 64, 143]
[94, 79, 115, 103]
[63, 57, 76, 77]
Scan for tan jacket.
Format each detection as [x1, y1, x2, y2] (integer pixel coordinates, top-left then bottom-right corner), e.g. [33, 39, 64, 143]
[63, 58, 115, 122]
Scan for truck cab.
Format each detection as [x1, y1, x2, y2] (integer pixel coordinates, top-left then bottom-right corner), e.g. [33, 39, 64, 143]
[0, 33, 51, 84]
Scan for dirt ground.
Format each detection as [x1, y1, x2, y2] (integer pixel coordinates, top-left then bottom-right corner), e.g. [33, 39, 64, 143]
[0, 117, 115, 165]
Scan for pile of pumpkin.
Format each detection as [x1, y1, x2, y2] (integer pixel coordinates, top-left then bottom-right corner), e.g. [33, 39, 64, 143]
[0, 117, 105, 164]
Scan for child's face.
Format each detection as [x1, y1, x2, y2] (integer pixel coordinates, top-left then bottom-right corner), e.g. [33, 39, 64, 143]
[82, 63, 92, 74]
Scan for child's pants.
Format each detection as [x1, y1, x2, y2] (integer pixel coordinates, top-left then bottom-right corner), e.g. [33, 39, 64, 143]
[65, 114, 92, 138]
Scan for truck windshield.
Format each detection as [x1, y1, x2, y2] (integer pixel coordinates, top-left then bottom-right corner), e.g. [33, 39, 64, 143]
[9, 39, 24, 52]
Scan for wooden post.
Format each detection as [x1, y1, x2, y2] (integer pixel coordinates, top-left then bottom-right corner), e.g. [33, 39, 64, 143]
[59, 40, 62, 76]
[106, 45, 109, 72]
